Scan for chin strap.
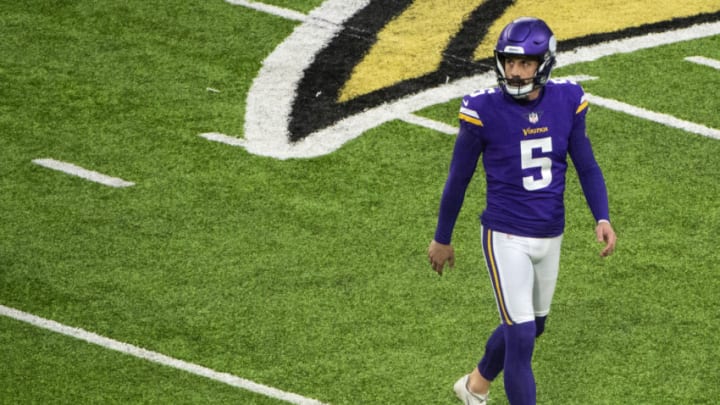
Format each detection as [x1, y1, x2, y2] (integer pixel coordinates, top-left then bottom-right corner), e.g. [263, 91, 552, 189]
[503, 83, 535, 99]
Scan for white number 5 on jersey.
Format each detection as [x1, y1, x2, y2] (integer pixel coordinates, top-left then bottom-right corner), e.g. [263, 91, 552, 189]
[521, 138, 553, 191]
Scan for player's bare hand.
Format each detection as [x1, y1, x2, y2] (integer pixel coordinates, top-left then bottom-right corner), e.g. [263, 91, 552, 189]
[428, 240, 455, 276]
[596, 221, 617, 257]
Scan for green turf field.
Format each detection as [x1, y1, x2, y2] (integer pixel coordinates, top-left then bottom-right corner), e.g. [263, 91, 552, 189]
[1, 1, 719, 404]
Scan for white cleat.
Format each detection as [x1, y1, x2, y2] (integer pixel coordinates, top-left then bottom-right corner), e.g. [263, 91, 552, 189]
[453, 374, 488, 405]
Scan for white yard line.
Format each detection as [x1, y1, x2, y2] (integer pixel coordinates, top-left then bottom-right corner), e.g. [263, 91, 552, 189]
[400, 113, 458, 135]
[684, 55, 720, 70]
[200, 132, 247, 147]
[224, 0, 307, 22]
[0, 304, 328, 405]
[585, 94, 720, 140]
[32, 158, 135, 188]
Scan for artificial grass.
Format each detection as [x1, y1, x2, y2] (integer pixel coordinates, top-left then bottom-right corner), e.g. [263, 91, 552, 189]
[1, 1, 718, 404]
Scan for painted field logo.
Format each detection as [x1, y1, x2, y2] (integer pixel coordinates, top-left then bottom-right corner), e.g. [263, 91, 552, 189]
[203, 0, 720, 159]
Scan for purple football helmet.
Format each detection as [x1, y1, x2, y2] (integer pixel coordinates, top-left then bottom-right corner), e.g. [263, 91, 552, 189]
[494, 17, 557, 98]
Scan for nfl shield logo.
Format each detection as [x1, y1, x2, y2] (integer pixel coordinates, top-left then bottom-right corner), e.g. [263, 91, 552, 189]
[528, 112, 539, 124]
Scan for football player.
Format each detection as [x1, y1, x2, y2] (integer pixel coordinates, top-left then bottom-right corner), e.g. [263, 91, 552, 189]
[428, 17, 617, 405]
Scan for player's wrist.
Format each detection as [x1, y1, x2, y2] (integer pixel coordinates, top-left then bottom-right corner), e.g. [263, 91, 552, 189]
[597, 219, 610, 225]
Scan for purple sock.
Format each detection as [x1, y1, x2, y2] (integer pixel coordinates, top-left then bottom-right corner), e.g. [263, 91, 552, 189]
[503, 321, 537, 405]
[478, 317, 547, 381]
[478, 325, 505, 380]
[535, 316, 547, 338]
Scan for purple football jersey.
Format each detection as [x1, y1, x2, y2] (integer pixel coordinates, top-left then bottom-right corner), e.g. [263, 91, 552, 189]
[433, 80, 609, 242]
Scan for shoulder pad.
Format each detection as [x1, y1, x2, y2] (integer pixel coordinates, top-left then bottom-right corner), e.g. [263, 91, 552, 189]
[458, 87, 499, 127]
[547, 80, 588, 115]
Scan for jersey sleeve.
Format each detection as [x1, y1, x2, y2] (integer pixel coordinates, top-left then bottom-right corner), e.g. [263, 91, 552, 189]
[567, 87, 611, 222]
[433, 97, 485, 244]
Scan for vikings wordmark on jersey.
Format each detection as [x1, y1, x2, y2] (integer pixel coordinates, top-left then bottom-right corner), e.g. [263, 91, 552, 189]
[205, 0, 720, 159]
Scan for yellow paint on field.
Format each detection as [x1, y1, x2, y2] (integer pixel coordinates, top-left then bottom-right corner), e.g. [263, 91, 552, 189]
[473, 0, 720, 60]
[337, 0, 720, 102]
[338, 0, 483, 103]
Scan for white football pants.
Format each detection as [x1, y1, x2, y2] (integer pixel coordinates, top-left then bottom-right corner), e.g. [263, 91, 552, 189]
[481, 226, 563, 325]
